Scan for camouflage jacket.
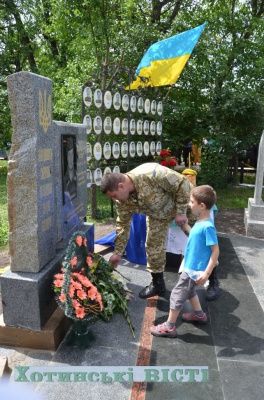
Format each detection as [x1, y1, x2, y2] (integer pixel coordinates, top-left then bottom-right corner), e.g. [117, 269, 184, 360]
[114, 163, 191, 254]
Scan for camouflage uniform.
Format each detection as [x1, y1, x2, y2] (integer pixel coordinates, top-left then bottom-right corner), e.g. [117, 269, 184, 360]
[114, 163, 191, 273]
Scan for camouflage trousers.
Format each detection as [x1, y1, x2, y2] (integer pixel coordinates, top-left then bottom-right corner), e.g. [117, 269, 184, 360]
[145, 208, 197, 274]
[145, 216, 173, 273]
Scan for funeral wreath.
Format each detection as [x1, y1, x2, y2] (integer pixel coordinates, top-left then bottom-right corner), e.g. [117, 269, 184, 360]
[53, 231, 135, 347]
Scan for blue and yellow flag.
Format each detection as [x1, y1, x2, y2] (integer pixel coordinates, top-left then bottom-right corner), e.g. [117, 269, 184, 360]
[126, 23, 207, 90]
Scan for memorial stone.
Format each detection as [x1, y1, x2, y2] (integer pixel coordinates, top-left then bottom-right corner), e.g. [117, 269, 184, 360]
[0, 71, 93, 332]
[244, 131, 264, 238]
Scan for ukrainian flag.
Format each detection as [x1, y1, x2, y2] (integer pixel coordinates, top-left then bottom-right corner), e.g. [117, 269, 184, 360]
[126, 23, 207, 90]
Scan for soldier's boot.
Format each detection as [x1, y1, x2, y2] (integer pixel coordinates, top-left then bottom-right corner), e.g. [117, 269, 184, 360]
[139, 272, 166, 299]
[205, 268, 220, 301]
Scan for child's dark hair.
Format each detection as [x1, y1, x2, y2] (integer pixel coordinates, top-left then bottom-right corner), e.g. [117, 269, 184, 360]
[190, 185, 216, 210]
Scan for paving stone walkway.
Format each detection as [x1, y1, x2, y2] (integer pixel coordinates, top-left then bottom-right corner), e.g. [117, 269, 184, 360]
[0, 232, 264, 400]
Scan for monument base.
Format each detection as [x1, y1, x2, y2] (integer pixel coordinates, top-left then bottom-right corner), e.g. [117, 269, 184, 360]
[0, 307, 70, 351]
[0, 223, 95, 331]
[244, 198, 264, 239]
[0, 248, 65, 330]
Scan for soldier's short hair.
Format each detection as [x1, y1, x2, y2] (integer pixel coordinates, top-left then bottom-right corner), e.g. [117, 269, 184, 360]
[191, 185, 216, 210]
[100, 173, 125, 193]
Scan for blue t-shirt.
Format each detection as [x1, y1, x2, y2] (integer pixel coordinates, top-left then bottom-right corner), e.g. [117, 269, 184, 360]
[183, 218, 218, 272]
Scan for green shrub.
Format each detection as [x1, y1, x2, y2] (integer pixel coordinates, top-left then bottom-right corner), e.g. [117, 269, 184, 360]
[87, 186, 117, 221]
[198, 145, 229, 189]
[0, 160, 8, 175]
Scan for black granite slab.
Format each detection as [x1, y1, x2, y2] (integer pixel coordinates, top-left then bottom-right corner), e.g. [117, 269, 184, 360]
[146, 236, 264, 400]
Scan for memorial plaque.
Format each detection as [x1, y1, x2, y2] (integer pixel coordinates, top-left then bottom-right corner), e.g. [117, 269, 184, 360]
[83, 87, 92, 107]
[62, 135, 77, 205]
[113, 92, 121, 110]
[112, 142, 120, 159]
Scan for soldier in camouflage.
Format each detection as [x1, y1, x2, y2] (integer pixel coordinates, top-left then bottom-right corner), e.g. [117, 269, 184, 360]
[100, 162, 192, 299]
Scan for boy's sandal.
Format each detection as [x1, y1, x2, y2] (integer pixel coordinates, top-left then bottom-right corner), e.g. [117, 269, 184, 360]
[150, 322, 177, 337]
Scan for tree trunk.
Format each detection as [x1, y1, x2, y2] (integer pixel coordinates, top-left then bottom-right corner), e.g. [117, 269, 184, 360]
[233, 154, 239, 184]
[90, 185, 97, 220]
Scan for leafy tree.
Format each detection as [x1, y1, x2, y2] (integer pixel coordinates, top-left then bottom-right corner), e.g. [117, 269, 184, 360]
[0, 0, 264, 188]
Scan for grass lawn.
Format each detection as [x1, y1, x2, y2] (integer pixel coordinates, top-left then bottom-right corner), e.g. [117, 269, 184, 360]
[0, 172, 8, 250]
[216, 185, 254, 209]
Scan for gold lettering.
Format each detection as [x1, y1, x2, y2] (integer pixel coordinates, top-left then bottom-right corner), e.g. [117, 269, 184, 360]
[40, 166, 51, 180]
[42, 217, 52, 232]
[40, 183, 52, 198]
[42, 201, 51, 214]
[38, 149, 52, 162]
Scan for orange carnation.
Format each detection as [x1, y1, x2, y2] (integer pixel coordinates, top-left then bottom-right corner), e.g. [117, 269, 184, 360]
[75, 307, 86, 319]
[86, 256, 93, 267]
[72, 299, 81, 309]
[54, 273, 63, 280]
[70, 256, 77, 267]
[54, 278, 63, 288]
[72, 280, 82, 290]
[68, 285, 75, 298]
[80, 276, 92, 288]
[59, 293, 66, 302]
[77, 289, 87, 300]
[88, 286, 98, 300]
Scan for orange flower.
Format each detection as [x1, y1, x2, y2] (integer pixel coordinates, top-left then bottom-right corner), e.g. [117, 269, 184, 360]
[59, 293, 66, 302]
[76, 307, 86, 319]
[54, 273, 63, 280]
[80, 276, 92, 288]
[72, 299, 81, 309]
[72, 280, 82, 290]
[77, 289, 87, 300]
[70, 256, 77, 267]
[75, 236, 83, 247]
[54, 278, 63, 288]
[88, 286, 98, 300]
[96, 292, 103, 311]
[83, 237, 87, 247]
[68, 285, 75, 298]
[86, 256, 93, 267]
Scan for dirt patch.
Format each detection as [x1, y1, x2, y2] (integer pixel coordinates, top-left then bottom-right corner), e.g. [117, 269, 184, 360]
[0, 209, 246, 269]
[94, 221, 116, 241]
[214, 208, 246, 236]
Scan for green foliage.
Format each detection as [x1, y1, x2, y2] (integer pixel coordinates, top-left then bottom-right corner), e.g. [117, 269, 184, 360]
[197, 144, 229, 189]
[0, 164, 8, 175]
[1, 0, 264, 199]
[87, 186, 117, 220]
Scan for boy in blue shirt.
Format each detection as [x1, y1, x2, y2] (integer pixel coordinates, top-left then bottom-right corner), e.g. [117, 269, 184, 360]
[150, 185, 219, 338]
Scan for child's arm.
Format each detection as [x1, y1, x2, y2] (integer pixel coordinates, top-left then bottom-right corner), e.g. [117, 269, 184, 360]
[180, 222, 191, 236]
[196, 244, 219, 286]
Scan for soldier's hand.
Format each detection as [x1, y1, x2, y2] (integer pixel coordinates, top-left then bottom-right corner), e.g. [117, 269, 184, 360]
[175, 214, 188, 227]
[109, 254, 121, 269]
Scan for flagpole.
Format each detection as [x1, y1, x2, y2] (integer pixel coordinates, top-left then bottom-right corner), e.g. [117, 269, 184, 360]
[162, 85, 173, 103]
